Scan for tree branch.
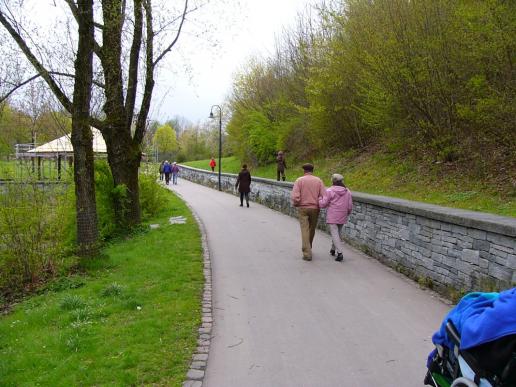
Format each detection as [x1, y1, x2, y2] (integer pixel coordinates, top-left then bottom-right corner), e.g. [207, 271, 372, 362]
[152, 0, 189, 67]
[0, 73, 40, 103]
[0, 10, 73, 112]
[134, 0, 155, 145]
[125, 0, 143, 129]
[0, 70, 106, 104]
[63, 0, 104, 58]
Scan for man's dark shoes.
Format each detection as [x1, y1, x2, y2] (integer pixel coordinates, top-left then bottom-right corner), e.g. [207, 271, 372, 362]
[335, 253, 343, 262]
[239, 203, 243, 207]
[246, 202, 249, 208]
[330, 249, 335, 256]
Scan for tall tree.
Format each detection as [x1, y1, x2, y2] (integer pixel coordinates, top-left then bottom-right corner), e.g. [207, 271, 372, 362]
[0, 1, 98, 255]
[70, 0, 98, 255]
[0, 0, 193, 231]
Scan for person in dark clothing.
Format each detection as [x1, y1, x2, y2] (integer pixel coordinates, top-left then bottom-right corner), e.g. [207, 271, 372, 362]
[235, 164, 251, 207]
[159, 161, 165, 181]
[276, 151, 287, 181]
[162, 160, 172, 185]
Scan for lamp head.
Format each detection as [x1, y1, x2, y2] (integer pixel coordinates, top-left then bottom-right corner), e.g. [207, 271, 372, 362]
[209, 111, 214, 119]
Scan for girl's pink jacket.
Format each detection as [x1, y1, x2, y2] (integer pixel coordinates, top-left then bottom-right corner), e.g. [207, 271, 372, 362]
[318, 186, 353, 224]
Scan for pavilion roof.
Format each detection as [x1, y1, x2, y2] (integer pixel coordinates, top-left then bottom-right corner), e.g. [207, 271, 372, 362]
[28, 128, 107, 154]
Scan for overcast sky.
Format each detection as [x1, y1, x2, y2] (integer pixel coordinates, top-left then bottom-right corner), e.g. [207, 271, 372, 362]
[151, 0, 316, 125]
[5, 0, 316, 126]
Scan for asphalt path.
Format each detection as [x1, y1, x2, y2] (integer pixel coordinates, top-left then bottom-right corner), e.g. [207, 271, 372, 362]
[167, 178, 450, 387]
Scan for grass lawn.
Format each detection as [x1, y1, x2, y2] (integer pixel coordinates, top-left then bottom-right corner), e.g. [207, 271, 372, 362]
[0, 189, 203, 386]
[183, 155, 515, 217]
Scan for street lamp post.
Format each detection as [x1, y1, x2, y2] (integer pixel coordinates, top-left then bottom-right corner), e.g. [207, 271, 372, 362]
[209, 105, 222, 191]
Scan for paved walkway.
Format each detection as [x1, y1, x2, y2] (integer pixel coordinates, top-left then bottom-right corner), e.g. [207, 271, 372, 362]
[167, 179, 450, 387]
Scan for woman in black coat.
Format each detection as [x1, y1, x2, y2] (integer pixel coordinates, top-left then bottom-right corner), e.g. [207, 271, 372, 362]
[235, 164, 251, 207]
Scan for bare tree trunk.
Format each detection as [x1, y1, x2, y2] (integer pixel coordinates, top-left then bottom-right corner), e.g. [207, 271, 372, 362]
[71, 0, 98, 256]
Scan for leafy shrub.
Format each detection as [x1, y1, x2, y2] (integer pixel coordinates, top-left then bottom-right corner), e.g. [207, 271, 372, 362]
[0, 180, 74, 300]
[94, 161, 119, 239]
[139, 173, 167, 220]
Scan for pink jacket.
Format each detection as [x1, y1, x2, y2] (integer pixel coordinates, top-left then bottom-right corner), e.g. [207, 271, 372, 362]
[318, 186, 353, 224]
[291, 173, 326, 209]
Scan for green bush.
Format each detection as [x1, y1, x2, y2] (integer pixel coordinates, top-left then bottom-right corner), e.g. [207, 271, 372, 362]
[0, 180, 74, 300]
[95, 161, 168, 239]
[138, 173, 167, 220]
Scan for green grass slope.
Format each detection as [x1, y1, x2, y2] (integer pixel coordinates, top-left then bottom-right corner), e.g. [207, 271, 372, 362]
[184, 153, 515, 217]
[0, 190, 203, 386]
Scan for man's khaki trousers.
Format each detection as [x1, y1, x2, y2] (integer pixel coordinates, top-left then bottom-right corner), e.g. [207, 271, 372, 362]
[297, 207, 320, 259]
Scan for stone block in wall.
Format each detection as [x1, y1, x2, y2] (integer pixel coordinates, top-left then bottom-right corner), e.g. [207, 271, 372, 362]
[488, 263, 512, 282]
[431, 245, 448, 256]
[472, 239, 490, 252]
[468, 228, 487, 240]
[457, 260, 476, 276]
[431, 252, 445, 264]
[452, 224, 468, 236]
[443, 255, 457, 269]
[461, 249, 480, 265]
[442, 235, 457, 244]
[487, 233, 516, 249]
[416, 217, 442, 230]
[491, 244, 514, 255]
[508, 254, 516, 270]
[400, 228, 410, 241]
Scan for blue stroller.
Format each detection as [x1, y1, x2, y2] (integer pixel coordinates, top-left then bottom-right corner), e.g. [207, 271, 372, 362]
[424, 288, 516, 387]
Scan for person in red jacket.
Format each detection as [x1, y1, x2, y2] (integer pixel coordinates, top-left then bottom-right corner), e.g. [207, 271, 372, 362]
[209, 157, 216, 172]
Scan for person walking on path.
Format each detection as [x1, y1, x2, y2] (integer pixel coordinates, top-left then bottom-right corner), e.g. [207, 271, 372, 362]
[276, 151, 287, 181]
[290, 163, 326, 261]
[171, 162, 180, 185]
[159, 160, 165, 181]
[163, 160, 172, 185]
[318, 173, 353, 262]
[209, 157, 216, 172]
[235, 164, 252, 207]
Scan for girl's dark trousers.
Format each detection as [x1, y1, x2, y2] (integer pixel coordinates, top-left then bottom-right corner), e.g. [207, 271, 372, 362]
[240, 192, 249, 206]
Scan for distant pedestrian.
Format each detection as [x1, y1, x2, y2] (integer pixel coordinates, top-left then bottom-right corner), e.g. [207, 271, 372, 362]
[276, 151, 287, 181]
[235, 164, 251, 208]
[159, 160, 165, 181]
[171, 162, 180, 185]
[163, 160, 172, 185]
[318, 174, 353, 262]
[290, 163, 326, 261]
[209, 157, 216, 172]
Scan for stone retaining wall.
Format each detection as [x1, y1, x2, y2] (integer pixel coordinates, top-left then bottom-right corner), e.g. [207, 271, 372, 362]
[178, 166, 516, 292]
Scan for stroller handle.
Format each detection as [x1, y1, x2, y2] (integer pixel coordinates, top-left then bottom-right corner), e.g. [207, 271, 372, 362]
[446, 320, 461, 346]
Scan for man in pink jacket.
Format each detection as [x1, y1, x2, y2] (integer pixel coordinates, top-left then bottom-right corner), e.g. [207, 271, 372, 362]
[318, 173, 353, 262]
[291, 163, 326, 261]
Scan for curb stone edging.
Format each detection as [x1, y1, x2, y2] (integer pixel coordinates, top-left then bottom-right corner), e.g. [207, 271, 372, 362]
[178, 194, 212, 387]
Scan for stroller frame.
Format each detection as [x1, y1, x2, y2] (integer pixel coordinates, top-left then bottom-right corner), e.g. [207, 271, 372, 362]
[424, 320, 516, 387]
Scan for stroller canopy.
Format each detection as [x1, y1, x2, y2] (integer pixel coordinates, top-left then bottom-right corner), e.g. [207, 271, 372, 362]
[433, 287, 516, 350]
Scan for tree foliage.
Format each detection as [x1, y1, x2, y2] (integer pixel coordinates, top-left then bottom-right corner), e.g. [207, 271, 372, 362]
[153, 123, 178, 158]
[226, 0, 516, 172]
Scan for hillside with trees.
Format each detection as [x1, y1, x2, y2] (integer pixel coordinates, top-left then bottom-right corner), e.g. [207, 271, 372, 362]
[225, 0, 515, 204]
